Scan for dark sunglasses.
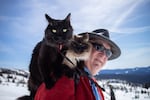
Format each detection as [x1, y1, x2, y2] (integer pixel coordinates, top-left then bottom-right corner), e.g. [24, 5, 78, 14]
[92, 43, 112, 58]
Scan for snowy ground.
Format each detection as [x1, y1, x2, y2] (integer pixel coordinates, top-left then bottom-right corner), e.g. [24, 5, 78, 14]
[0, 83, 29, 100]
[115, 90, 150, 100]
[0, 81, 150, 100]
[98, 80, 150, 100]
[0, 68, 149, 100]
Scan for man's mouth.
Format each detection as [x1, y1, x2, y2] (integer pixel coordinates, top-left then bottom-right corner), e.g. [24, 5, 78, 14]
[95, 58, 102, 64]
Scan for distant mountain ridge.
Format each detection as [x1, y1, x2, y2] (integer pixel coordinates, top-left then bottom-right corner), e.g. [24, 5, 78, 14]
[96, 66, 150, 85]
[0, 66, 150, 86]
[0, 67, 29, 87]
[99, 66, 150, 75]
[0, 67, 29, 78]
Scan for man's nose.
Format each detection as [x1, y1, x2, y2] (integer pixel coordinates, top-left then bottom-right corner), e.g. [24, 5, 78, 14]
[97, 51, 107, 59]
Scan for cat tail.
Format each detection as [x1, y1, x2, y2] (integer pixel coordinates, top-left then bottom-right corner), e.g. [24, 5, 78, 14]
[16, 95, 33, 100]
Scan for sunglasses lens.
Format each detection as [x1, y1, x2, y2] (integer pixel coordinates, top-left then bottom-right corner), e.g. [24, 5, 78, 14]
[95, 44, 104, 51]
[105, 50, 112, 58]
[92, 43, 112, 58]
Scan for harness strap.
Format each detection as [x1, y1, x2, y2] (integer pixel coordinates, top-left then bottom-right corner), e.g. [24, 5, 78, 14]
[59, 51, 76, 67]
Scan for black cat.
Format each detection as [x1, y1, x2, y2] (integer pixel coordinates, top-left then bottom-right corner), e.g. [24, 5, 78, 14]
[17, 13, 73, 100]
[38, 13, 73, 89]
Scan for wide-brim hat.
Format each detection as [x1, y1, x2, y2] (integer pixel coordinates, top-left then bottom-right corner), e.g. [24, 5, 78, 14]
[79, 29, 121, 60]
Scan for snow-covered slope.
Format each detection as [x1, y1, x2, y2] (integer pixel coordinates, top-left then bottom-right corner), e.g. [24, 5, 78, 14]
[0, 83, 29, 100]
[0, 68, 29, 100]
[98, 80, 150, 100]
[0, 68, 150, 100]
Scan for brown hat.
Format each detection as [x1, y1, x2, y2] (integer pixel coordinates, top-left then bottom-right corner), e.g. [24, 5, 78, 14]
[79, 29, 121, 60]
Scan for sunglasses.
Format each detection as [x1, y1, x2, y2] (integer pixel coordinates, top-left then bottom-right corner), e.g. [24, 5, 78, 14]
[92, 43, 112, 58]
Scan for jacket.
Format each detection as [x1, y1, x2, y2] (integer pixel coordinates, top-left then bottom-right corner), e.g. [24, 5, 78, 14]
[34, 75, 104, 100]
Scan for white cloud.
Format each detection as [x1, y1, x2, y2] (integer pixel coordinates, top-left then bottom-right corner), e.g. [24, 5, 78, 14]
[1, 0, 149, 69]
[110, 25, 150, 35]
[2, 0, 144, 36]
[14, 0, 142, 33]
[111, 0, 143, 30]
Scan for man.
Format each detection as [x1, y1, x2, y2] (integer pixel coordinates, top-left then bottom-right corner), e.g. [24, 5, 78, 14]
[34, 29, 121, 100]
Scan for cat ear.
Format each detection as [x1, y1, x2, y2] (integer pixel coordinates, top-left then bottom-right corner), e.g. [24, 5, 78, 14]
[73, 35, 77, 40]
[64, 13, 71, 22]
[45, 14, 53, 23]
[82, 33, 89, 42]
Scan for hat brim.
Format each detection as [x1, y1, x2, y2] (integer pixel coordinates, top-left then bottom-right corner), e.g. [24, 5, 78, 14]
[79, 32, 121, 60]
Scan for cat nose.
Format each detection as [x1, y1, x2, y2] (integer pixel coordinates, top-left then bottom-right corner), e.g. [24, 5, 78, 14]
[54, 37, 64, 43]
[54, 36, 60, 41]
[76, 46, 84, 53]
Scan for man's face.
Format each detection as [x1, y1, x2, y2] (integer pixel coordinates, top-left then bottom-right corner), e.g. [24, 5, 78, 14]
[85, 40, 111, 76]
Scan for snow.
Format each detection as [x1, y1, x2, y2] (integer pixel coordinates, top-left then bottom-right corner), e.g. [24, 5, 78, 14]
[0, 81, 150, 100]
[0, 68, 150, 100]
[0, 83, 29, 100]
[115, 90, 150, 100]
[98, 80, 150, 100]
[0, 68, 29, 100]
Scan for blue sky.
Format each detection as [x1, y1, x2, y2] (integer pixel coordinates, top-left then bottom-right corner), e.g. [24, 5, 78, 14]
[0, 0, 150, 70]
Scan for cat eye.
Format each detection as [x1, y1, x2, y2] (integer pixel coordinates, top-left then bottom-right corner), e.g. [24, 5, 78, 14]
[63, 29, 67, 32]
[52, 29, 57, 33]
